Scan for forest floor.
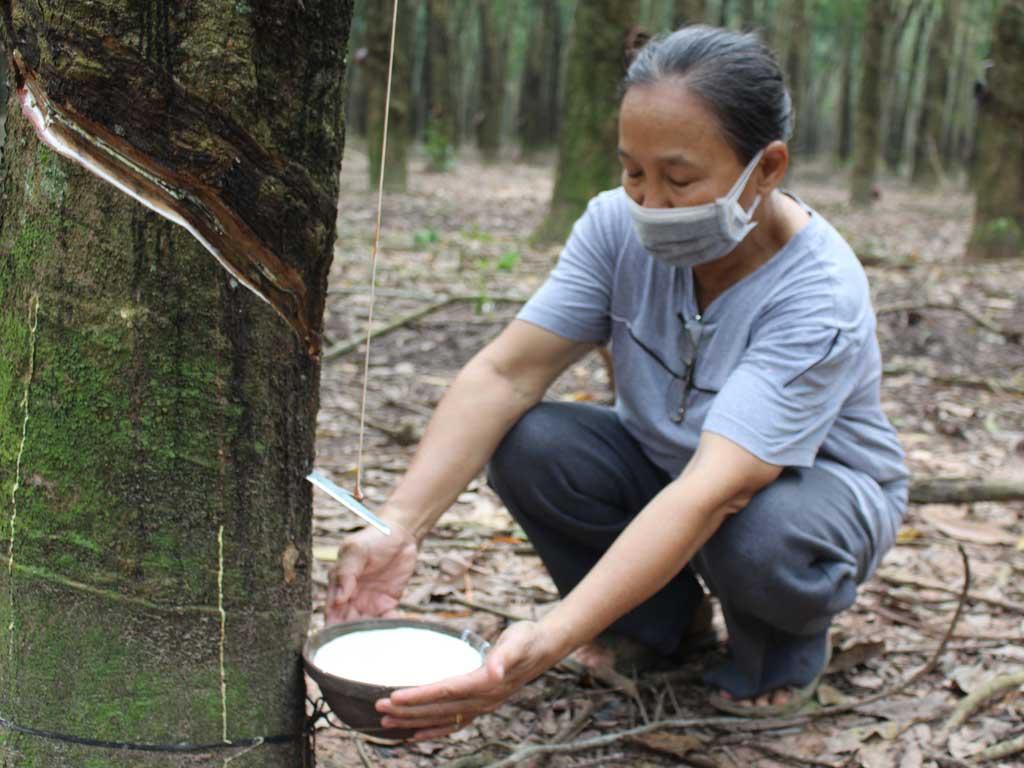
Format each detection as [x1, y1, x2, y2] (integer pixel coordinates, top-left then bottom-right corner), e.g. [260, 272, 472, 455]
[307, 144, 1024, 768]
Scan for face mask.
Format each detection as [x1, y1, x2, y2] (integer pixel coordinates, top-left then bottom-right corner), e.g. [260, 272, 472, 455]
[625, 149, 765, 268]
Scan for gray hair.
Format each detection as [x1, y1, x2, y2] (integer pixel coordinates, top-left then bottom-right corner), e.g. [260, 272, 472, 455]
[623, 25, 794, 163]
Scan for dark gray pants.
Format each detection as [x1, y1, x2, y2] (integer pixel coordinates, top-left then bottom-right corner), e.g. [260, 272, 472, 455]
[487, 402, 880, 699]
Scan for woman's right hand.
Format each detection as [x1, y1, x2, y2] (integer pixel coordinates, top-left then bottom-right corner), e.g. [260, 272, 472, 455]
[325, 517, 419, 624]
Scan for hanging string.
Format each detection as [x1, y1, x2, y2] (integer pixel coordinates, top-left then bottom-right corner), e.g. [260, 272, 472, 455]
[354, 0, 401, 501]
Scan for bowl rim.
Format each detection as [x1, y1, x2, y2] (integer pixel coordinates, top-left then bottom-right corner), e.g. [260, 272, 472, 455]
[303, 617, 491, 691]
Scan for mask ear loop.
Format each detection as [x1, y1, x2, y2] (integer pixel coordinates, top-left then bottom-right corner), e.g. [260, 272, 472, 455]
[724, 148, 766, 206]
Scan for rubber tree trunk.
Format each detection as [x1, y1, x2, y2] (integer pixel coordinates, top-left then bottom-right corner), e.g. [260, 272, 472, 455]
[0, 2, 351, 766]
[883, 0, 927, 172]
[475, 0, 510, 163]
[533, 0, 641, 244]
[424, 0, 457, 170]
[783, 0, 808, 154]
[837, 9, 856, 164]
[850, 0, 890, 206]
[672, 0, 706, 26]
[367, 0, 412, 191]
[518, 0, 563, 156]
[967, 0, 1024, 260]
[741, 0, 758, 30]
[912, 0, 954, 186]
[347, 0, 371, 138]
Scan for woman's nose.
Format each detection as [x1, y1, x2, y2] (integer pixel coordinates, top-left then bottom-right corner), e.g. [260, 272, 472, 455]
[638, 185, 673, 209]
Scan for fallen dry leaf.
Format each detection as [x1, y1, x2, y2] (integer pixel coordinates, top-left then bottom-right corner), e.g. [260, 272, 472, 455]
[829, 639, 886, 673]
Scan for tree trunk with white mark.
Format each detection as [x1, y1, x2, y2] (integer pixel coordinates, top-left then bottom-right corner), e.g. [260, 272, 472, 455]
[0, 1, 352, 765]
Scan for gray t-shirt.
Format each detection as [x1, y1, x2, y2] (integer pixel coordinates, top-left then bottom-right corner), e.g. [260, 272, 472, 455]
[518, 187, 909, 564]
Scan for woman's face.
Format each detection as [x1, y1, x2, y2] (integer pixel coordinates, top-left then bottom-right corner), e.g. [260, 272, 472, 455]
[618, 79, 756, 211]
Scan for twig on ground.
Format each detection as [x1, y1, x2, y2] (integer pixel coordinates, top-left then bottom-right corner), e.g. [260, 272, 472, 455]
[447, 594, 531, 623]
[870, 603, 1016, 643]
[323, 294, 528, 360]
[530, 700, 598, 768]
[940, 670, 1024, 736]
[331, 403, 420, 446]
[324, 298, 457, 359]
[909, 478, 1024, 504]
[354, 736, 375, 767]
[969, 733, 1024, 764]
[883, 365, 1024, 396]
[568, 753, 629, 768]
[877, 569, 1024, 614]
[747, 742, 845, 768]
[875, 300, 1019, 343]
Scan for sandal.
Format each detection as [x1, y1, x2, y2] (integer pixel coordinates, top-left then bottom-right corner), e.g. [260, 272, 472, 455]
[707, 636, 833, 718]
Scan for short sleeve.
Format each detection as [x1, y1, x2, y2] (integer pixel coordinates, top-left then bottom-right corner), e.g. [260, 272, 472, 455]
[516, 193, 619, 344]
[702, 322, 866, 467]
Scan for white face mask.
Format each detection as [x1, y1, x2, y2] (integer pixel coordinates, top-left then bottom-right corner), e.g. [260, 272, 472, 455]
[625, 149, 765, 269]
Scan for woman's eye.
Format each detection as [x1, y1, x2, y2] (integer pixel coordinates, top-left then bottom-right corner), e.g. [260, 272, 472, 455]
[626, 170, 643, 179]
[669, 177, 692, 188]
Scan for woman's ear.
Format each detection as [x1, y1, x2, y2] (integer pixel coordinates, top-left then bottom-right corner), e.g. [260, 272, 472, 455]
[758, 140, 790, 192]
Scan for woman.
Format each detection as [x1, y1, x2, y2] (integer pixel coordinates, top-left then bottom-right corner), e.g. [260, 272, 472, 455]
[325, 26, 908, 739]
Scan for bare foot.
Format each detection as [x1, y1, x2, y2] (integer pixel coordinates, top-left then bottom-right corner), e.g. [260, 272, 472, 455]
[718, 688, 794, 708]
[570, 641, 615, 670]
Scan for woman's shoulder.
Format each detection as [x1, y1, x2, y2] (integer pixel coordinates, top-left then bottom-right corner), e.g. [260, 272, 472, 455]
[767, 198, 874, 331]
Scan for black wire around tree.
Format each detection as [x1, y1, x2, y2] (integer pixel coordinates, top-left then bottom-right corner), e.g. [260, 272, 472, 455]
[0, 697, 334, 754]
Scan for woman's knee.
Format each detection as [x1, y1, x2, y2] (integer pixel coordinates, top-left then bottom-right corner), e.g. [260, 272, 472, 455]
[698, 473, 859, 628]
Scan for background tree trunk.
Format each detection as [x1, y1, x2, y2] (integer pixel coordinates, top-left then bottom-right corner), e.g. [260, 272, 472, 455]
[673, 0, 706, 26]
[346, 0, 370, 139]
[475, 0, 510, 163]
[851, 0, 890, 206]
[912, 0, 955, 186]
[967, 0, 1024, 260]
[741, 0, 758, 30]
[518, 0, 563, 156]
[783, 0, 808, 154]
[883, 0, 927, 172]
[0, 2, 352, 766]
[367, 0, 412, 191]
[533, 0, 641, 244]
[425, 0, 457, 170]
[837, 10, 856, 164]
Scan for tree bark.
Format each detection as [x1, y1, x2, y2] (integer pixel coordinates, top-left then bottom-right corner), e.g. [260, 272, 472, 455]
[0, 2, 351, 766]
[850, 0, 890, 206]
[425, 0, 457, 169]
[883, 0, 927, 172]
[741, 0, 758, 30]
[672, 0, 706, 27]
[912, 0, 955, 186]
[518, 0, 563, 156]
[367, 0, 412, 190]
[837, 9, 856, 164]
[783, 0, 809, 154]
[533, 0, 642, 244]
[967, 0, 1024, 259]
[0, 34, 6, 163]
[475, 0, 510, 163]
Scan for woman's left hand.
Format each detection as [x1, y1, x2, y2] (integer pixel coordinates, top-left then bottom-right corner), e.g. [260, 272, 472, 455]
[375, 620, 565, 740]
